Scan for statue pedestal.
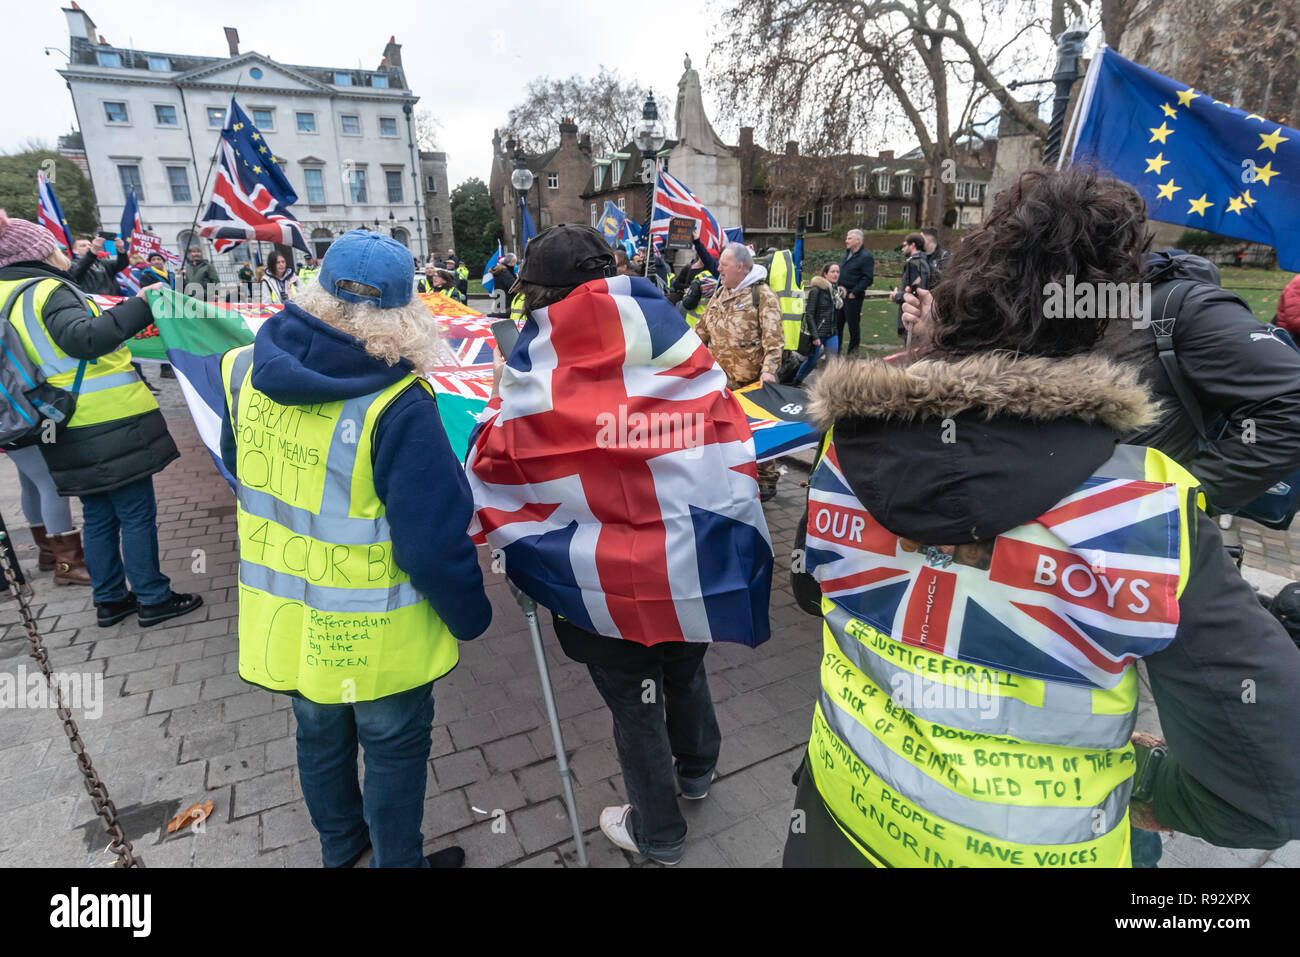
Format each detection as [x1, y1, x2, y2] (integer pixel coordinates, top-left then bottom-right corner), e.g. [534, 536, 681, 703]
[666, 145, 743, 231]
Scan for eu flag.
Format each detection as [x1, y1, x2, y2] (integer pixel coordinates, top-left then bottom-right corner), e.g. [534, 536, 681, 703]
[1071, 47, 1299, 268]
[599, 201, 626, 246]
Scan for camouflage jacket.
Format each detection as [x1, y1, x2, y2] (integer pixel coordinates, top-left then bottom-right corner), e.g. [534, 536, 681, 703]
[695, 272, 784, 389]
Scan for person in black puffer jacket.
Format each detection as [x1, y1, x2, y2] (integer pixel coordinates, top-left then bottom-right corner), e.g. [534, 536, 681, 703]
[0, 212, 201, 630]
[795, 262, 843, 384]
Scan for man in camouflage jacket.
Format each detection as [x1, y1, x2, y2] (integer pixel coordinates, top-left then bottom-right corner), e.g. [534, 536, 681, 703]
[695, 242, 785, 500]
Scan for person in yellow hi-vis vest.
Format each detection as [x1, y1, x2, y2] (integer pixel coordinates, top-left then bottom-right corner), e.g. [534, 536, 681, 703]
[0, 211, 202, 628]
[218, 230, 491, 868]
[784, 167, 1300, 867]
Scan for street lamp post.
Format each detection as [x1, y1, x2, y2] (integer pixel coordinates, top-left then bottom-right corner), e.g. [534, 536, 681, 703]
[511, 147, 534, 257]
[634, 92, 666, 278]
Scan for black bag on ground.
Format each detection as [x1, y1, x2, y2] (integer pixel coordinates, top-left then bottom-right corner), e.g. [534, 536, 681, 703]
[1267, 582, 1300, 650]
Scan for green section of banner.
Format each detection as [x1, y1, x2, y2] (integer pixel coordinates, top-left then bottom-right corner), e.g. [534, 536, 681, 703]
[127, 287, 256, 361]
[433, 392, 486, 462]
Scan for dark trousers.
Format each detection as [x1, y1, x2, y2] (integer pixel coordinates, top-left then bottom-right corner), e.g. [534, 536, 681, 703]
[291, 681, 436, 868]
[79, 475, 171, 606]
[585, 643, 721, 858]
[783, 759, 873, 867]
[837, 296, 863, 357]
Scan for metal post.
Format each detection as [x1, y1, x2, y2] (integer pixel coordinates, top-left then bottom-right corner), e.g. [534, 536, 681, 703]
[1043, 16, 1090, 166]
[643, 148, 656, 278]
[512, 586, 587, 867]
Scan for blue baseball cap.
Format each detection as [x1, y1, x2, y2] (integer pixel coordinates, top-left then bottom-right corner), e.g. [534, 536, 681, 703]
[317, 230, 413, 307]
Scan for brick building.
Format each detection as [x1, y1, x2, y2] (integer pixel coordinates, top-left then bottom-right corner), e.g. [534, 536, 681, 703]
[489, 119, 593, 255]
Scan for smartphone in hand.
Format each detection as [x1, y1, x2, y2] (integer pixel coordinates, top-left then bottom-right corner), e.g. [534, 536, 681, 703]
[491, 318, 520, 358]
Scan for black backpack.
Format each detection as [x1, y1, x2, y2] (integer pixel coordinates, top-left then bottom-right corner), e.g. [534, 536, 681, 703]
[1148, 254, 1300, 530]
[0, 277, 88, 449]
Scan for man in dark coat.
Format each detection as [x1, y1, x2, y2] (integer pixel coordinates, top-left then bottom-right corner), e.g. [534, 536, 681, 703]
[837, 228, 874, 356]
[68, 235, 130, 296]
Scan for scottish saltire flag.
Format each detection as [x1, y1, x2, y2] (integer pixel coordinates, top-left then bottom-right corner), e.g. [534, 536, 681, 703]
[481, 241, 503, 294]
[1071, 46, 1300, 269]
[467, 275, 774, 646]
[198, 98, 308, 253]
[806, 441, 1182, 689]
[599, 201, 626, 246]
[36, 171, 73, 250]
[652, 169, 723, 258]
[120, 188, 141, 244]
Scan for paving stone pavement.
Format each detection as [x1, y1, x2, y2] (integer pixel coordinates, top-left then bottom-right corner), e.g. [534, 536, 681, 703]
[1, 376, 1296, 868]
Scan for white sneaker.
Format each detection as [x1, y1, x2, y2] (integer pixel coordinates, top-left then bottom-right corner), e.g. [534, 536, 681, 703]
[599, 805, 681, 865]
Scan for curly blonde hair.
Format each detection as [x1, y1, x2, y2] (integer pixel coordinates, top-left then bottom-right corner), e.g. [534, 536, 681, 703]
[294, 282, 441, 371]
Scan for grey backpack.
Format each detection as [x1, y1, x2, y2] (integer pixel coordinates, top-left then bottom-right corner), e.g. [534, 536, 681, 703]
[0, 278, 88, 449]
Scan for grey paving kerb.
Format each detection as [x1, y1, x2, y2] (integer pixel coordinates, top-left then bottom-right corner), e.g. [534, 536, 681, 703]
[2, 380, 1297, 868]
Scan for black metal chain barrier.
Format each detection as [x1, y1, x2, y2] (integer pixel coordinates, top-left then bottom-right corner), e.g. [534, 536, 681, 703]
[0, 526, 143, 868]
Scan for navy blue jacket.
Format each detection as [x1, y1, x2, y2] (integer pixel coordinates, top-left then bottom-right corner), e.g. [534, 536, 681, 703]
[220, 302, 491, 641]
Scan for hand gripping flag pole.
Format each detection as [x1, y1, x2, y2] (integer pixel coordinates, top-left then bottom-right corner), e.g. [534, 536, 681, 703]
[510, 583, 588, 867]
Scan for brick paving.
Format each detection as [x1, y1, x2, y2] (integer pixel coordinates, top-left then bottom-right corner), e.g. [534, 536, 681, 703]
[1, 377, 1297, 868]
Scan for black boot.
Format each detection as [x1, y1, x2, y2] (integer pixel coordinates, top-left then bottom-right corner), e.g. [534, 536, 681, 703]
[138, 592, 204, 627]
[425, 846, 466, 868]
[97, 592, 139, 627]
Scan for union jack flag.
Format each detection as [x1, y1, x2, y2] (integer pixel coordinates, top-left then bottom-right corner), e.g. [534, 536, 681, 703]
[198, 99, 307, 254]
[806, 442, 1183, 688]
[36, 171, 73, 250]
[652, 169, 723, 258]
[467, 275, 774, 646]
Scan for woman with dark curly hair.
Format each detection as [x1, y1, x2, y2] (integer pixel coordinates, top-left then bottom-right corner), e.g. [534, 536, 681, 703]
[784, 166, 1300, 867]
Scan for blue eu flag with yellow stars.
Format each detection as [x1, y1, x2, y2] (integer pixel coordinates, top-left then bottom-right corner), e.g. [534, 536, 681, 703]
[1071, 46, 1299, 269]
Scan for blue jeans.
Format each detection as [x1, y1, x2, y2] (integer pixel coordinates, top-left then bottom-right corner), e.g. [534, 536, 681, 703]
[79, 476, 171, 605]
[1131, 826, 1162, 867]
[291, 681, 437, 868]
[796, 336, 838, 383]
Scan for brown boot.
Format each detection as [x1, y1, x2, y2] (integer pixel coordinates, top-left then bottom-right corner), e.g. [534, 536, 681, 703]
[49, 531, 92, 586]
[30, 524, 55, 571]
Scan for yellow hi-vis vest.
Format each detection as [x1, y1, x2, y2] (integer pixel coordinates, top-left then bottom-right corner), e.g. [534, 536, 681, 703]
[456, 264, 469, 283]
[220, 345, 458, 704]
[0, 277, 157, 428]
[297, 267, 318, 288]
[804, 436, 1198, 867]
[686, 270, 714, 328]
[768, 250, 804, 350]
[509, 294, 526, 323]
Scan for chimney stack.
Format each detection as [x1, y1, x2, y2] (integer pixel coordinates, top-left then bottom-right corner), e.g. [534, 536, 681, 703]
[785, 140, 799, 157]
[558, 117, 579, 148]
[223, 27, 240, 57]
[64, 3, 97, 44]
[578, 133, 592, 157]
[739, 126, 754, 150]
[878, 149, 894, 161]
[383, 36, 403, 69]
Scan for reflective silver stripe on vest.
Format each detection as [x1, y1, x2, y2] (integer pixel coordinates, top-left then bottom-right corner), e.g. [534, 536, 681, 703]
[21, 288, 77, 377]
[239, 559, 423, 614]
[320, 394, 376, 516]
[75, 369, 144, 395]
[817, 689, 1131, 846]
[823, 603, 1134, 750]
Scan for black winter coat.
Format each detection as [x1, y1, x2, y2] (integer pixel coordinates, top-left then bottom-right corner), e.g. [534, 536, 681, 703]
[0, 261, 178, 495]
[803, 276, 838, 340]
[1099, 251, 1300, 511]
[838, 247, 875, 297]
[68, 249, 130, 296]
[794, 352, 1300, 853]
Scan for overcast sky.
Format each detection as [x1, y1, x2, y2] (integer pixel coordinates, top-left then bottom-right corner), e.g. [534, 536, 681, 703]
[4, 0, 735, 190]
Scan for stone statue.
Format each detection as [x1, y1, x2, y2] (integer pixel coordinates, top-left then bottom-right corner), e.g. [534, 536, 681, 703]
[675, 54, 727, 156]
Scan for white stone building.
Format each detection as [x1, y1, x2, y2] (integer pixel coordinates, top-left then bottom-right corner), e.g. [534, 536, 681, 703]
[56, 5, 430, 275]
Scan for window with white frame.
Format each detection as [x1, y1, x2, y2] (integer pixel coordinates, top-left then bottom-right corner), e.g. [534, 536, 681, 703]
[616, 196, 625, 211]
[348, 167, 368, 203]
[590, 203, 598, 227]
[592, 165, 604, 190]
[767, 201, 788, 230]
[900, 206, 912, 225]
[372, 74, 389, 89]
[206, 107, 226, 128]
[154, 105, 178, 126]
[854, 202, 864, 216]
[877, 204, 888, 228]
[385, 169, 404, 203]
[853, 170, 867, 192]
[296, 112, 317, 133]
[821, 204, 832, 231]
[304, 168, 326, 204]
[97, 50, 122, 68]
[614, 158, 627, 183]
[955, 180, 967, 201]
[251, 108, 274, 130]
[147, 56, 170, 72]
[104, 101, 129, 124]
[877, 173, 891, 194]
[426, 175, 436, 192]
[379, 117, 398, 137]
[900, 174, 914, 195]
[118, 164, 143, 202]
[340, 114, 361, 135]
[335, 72, 353, 86]
[166, 166, 191, 203]
[547, 172, 558, 189]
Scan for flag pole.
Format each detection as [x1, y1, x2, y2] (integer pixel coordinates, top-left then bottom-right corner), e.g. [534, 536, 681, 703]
[184, 72, 246, 269]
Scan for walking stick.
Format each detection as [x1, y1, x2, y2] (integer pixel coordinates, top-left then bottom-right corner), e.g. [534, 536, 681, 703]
[510, 584, 588, 867]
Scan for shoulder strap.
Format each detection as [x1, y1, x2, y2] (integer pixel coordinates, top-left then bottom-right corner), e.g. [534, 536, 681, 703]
[1, 277, 91, 394]
[1151, 280, 1207, 436]
[752, 284, 761, 310]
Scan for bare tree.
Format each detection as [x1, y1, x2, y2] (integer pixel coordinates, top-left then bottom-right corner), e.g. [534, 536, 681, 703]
[504, 67, 670, 155]
[709, 0, 1056, 227]
[415, 108, 441, 152]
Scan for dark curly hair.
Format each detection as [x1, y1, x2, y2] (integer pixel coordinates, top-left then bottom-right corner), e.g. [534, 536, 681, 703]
[929, 166, 1152, 358]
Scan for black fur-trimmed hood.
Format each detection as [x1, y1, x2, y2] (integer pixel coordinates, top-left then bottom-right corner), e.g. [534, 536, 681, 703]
[808, 353, 1160, 544]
